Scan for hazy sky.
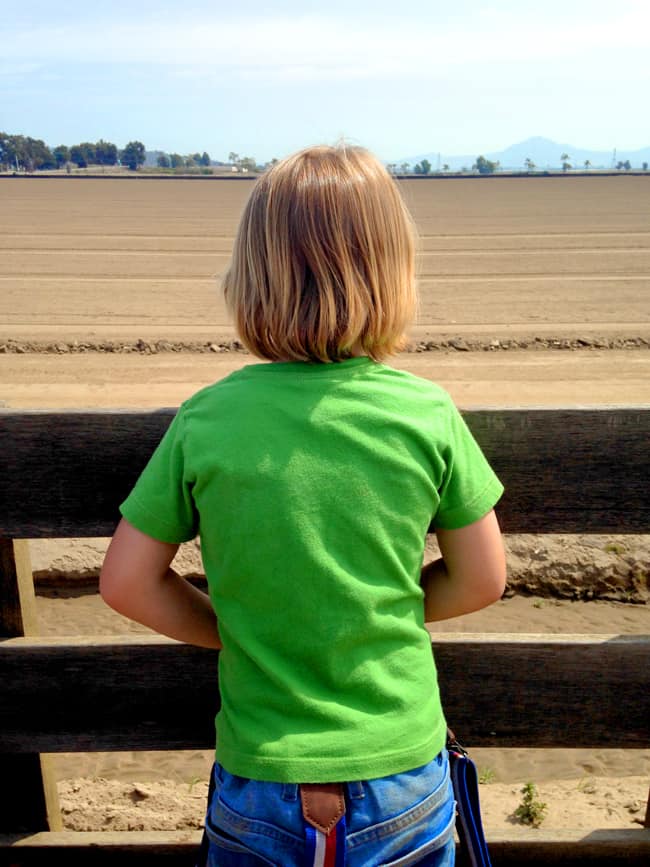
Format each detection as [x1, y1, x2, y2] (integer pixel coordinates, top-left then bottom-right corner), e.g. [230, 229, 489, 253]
[2, 0, 649, 162]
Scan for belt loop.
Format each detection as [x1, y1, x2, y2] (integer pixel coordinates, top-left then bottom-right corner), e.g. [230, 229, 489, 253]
[281, 782, 299, 801]
[346, 780, 364, 800]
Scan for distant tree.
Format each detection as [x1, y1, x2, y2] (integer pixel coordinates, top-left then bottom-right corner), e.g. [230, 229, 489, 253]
[560, 152, 571, 172]
[473, 155, 499, 174]
[583, 159, 591, 171]
[442, 163, 450, 172]
[184, 156, 197, 168]
[22, 137, 56, 170]
[170, 153, 184, 168]
[413, 158, 432, 175]
[624, 159, 631, 171]
[53, 145, 70, 168]
[524, 157, 536, 172]
[200, 151, 211, 167]
[0, 133, 53, 170]
[0, 132, 11, 169]
[386, 163, 397, 174]
[157, 153, 171, 168]
[228, 151, 240, 166]
[239, 156, 257, 172]
[69, 142, 97, 168]
[399, 162, 410, 174]
[0, 133, 15, 169]
[643, 162, 648, 171]
[120, 140, 146, 170]
[79, 142, 97, 164]
[70, 145, 88, 168]
[95, 139, 118, 165]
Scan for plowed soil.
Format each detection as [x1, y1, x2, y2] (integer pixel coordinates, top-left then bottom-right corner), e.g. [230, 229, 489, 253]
[1, 174, 649, 407]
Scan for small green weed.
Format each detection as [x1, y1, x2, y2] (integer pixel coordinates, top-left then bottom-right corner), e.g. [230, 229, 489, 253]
[514, 781, 547, 828]
[188, 775, 203, 793]
[479, 767, 495, 785]
[604, 542, 625, 555]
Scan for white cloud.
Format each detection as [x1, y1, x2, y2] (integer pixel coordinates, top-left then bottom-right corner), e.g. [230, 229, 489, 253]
[2, 10, 649, 82]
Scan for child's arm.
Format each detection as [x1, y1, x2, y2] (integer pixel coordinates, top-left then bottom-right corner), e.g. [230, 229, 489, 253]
[420, 509, 506, 622]
[100, 518, 222, 649]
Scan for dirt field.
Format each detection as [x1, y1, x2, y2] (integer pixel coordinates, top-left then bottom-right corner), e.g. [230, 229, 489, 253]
[1, 175, 649, 345]
[1, 175, 649, 836]
[1, 174, 649, 407]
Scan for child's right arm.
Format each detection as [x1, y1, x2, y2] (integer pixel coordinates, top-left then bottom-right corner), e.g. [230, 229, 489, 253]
[100, 518, 222, 649]
[420, 509, 506, 622]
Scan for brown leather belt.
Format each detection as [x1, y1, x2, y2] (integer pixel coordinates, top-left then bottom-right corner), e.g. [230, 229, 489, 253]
[300, 783, 346, 835]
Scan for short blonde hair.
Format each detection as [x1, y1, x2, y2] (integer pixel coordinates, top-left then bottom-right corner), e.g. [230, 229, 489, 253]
[223, 144, 416, 363]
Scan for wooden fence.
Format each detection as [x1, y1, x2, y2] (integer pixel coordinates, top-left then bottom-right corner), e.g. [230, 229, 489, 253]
[1, 407, 649, 865]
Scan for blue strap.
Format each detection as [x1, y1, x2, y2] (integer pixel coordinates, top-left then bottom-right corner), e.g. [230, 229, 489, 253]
[448, 743, 492, 867]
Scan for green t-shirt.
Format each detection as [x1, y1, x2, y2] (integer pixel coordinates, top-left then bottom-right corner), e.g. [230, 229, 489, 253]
[120, 357, 503, 782]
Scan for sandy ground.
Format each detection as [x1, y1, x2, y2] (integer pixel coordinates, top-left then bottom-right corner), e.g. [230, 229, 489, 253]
[2, 175, 649, 837]
[1, 347, 649, 409]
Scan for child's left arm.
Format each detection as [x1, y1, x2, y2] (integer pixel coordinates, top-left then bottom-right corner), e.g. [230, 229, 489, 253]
[420, 509, 506, 622]
[100, 518, 221, 649]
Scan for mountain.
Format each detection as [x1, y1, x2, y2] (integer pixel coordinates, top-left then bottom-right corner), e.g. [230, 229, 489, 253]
[397, 137, 650, 171]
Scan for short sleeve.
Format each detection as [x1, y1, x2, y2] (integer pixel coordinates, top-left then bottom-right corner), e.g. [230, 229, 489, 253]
[119, 408, 198, 543]
[433, 400, 504, 530]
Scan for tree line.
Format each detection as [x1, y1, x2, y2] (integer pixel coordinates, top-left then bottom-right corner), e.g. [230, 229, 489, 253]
[0, 132, 276, 175]
[0, 133, 150, 172]
[155, 151, 211, 169]
[0, 133, 271, 174]
[3, 133, 647, 176]
[390, 153, 649, 175]
[387, 156, 501, 175]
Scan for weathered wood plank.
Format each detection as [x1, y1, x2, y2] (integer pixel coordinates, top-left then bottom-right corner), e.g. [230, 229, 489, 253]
[1, 828, 649, 867]
[2, 754, 62, 834]
[0, 540, 62, 833]
[1, 634, 648, 752]
[0, 409, 172, 538]
[0, 830, 201, 867]
[463, 406, 649, 533]
[0, 407, 648, 537]
[487, 828, 650, 865]
[432, 633, 650, 748]
[0, 539, 38, 636]
[0, 636, 219, 752]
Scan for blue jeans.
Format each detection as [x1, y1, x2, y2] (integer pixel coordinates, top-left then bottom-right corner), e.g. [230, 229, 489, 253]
[203, 751, 456, 866]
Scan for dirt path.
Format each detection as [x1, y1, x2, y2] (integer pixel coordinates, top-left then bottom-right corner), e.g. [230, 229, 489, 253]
[1, 347, 648, 408]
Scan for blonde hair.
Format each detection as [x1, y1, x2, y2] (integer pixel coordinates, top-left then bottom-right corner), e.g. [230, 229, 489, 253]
[223, 144, 416, 363]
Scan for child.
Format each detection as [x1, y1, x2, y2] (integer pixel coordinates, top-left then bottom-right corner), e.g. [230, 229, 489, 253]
[100, 144, 506, 866]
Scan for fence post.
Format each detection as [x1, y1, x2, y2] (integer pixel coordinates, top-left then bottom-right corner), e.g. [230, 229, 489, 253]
[0, 538, 62, 832]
